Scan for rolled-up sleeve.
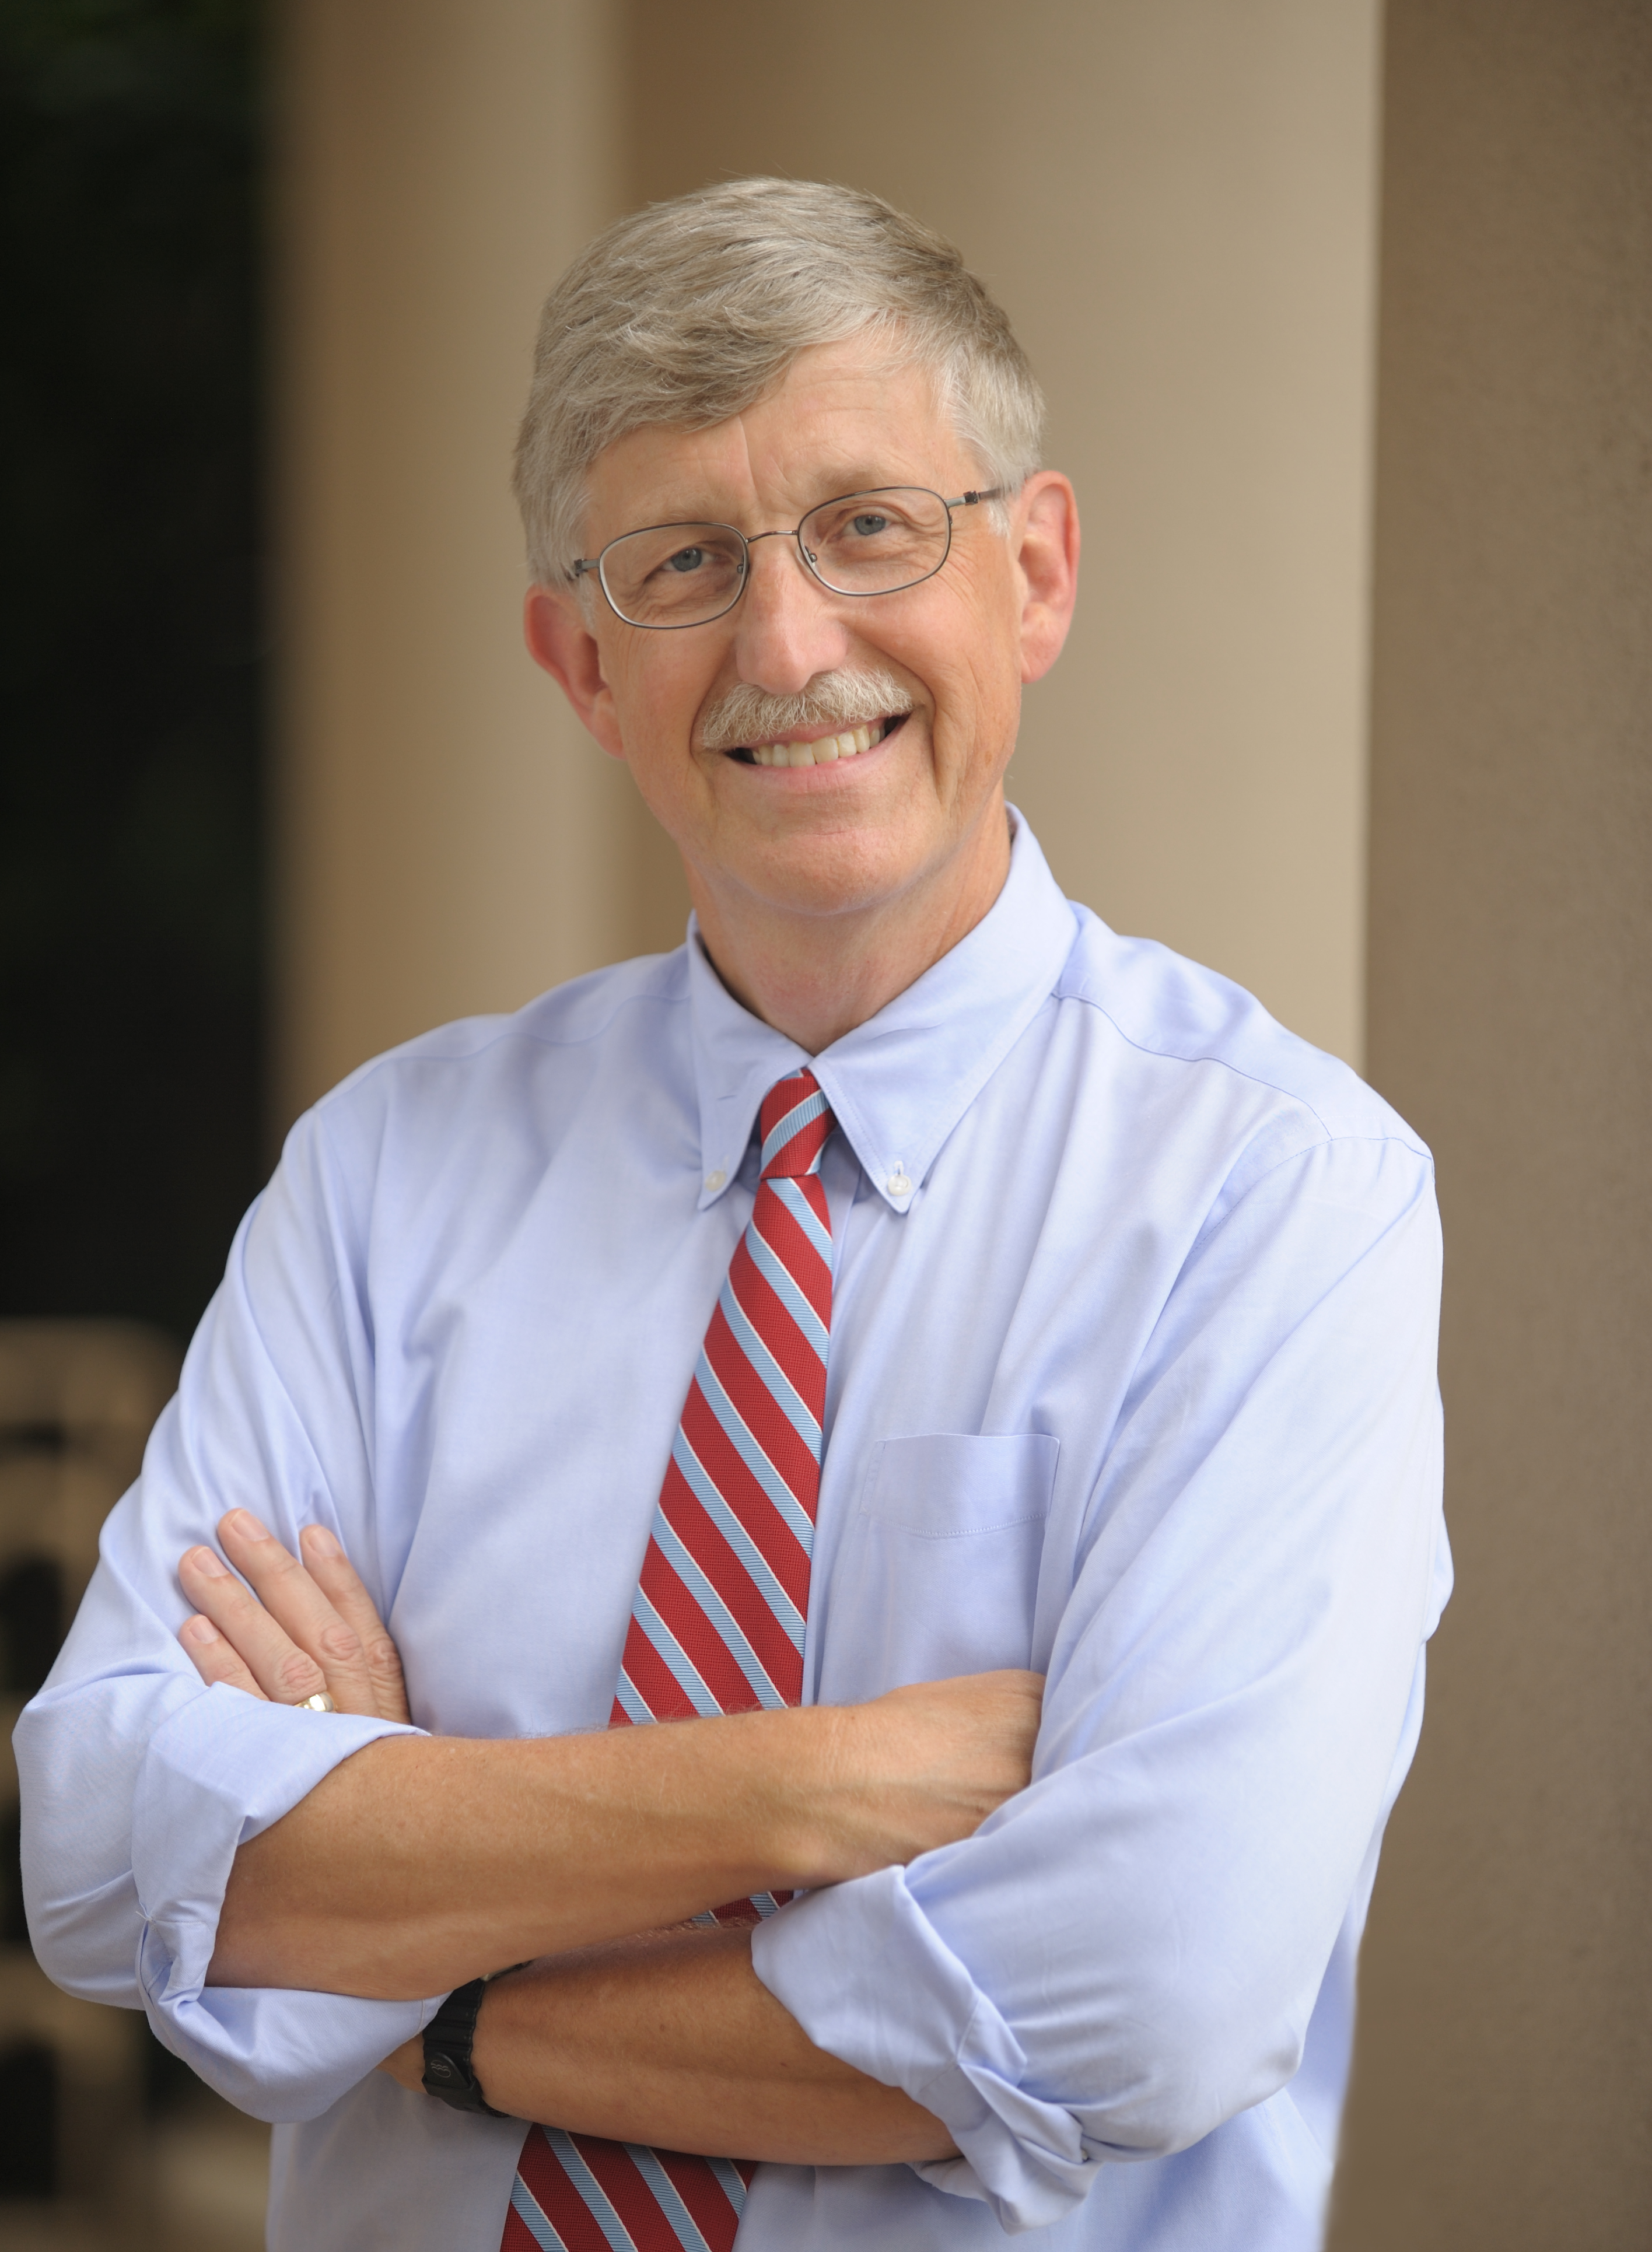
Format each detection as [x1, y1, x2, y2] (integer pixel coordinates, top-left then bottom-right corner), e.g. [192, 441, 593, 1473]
[16, 1108, 436, 2121]
[754, 1134, 1449, 2232]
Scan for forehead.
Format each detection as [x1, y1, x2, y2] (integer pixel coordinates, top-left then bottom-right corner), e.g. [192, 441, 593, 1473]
[584, 338, 969, 533]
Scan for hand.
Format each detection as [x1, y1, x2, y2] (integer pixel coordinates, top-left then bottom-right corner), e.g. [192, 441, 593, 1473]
[800, 1668, 1045, 1881]
[379, 2031, 425, 2092]
[177, 1512, 411, 1724]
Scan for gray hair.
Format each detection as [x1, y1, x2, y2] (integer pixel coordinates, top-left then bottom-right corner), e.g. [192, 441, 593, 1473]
[513, 177, 1045, 586]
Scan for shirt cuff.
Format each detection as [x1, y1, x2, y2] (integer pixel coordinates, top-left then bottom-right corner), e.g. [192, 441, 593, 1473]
[132, 1681, 435, 2121]
[750, 1864, 1102, 2232]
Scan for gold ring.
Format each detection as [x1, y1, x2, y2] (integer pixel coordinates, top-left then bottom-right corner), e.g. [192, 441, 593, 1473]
[295, 1691, 337, 1712]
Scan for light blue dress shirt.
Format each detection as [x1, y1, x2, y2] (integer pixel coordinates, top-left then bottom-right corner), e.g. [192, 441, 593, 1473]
[19, 815, 1448, 2251]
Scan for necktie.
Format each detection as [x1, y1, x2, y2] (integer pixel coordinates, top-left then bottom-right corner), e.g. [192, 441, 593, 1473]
[502, 1069, 836, 2252]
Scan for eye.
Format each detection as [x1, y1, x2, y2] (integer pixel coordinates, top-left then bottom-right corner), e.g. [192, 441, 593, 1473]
[849, 513, 891, 538]
[663, 545, 707, 574]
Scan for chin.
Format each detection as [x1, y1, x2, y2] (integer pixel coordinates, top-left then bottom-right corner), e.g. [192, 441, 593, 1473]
[738, 826, 942, 920]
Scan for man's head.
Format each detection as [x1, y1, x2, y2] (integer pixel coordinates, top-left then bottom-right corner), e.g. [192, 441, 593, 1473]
[517, 180, 1079, 1041]
[513, 178, 1045, 589]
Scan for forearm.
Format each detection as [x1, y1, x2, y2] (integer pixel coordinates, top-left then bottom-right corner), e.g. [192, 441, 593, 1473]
[209, 1669, 1040, 1998]
[394, 1928, 957, 2166]
[210, 1711, 838, 1997]
[184, 1511, 1041, 2002]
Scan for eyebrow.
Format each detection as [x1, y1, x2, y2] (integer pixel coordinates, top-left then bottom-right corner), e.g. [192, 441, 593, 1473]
[640, 472, 930, 526]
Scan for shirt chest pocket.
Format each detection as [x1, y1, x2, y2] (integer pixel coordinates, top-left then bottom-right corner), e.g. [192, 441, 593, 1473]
[820, 1433, 1060, 1693]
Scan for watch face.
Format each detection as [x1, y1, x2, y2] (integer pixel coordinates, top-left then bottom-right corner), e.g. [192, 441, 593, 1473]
[424, 2051, 487, 2111]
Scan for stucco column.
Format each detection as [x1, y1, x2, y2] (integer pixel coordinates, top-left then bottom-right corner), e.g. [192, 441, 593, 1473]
[272, 0, 652, 1128]
[1331, 7, 1652, 2244]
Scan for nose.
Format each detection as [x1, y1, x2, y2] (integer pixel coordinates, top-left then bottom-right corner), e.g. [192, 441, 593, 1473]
[729, 533, 853, 695]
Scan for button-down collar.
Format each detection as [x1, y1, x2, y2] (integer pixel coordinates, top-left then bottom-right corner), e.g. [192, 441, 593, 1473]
[689, 811, 1081, 1213]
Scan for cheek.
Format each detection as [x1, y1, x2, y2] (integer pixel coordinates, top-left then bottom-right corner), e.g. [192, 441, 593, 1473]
[931, 629, 1021, 752]
[606, 647, 708, 758]
[922, 567, 1021, 737]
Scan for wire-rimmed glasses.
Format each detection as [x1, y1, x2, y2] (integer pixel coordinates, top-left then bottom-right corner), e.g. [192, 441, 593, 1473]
[570, 485, 1003, 630]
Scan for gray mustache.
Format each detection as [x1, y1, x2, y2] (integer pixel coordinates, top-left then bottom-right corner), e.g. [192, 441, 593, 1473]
[698, 668, 914, 752]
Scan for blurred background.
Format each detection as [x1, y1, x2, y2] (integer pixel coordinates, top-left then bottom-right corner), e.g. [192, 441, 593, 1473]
[0, 1, 1646, 2247]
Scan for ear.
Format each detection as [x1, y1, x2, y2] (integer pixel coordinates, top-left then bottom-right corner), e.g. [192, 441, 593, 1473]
[1012, 472, 1080, 685]
[524, 586, 626, 760]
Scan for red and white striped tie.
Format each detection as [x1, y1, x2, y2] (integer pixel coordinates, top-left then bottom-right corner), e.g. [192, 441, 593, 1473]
[503, 1069, 836, 2252]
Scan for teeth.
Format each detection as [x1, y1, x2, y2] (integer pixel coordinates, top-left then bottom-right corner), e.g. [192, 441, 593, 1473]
[750, 720, 886, 768]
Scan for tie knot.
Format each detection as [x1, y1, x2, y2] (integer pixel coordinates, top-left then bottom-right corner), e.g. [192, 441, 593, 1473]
[758, 1069, 835, 1180]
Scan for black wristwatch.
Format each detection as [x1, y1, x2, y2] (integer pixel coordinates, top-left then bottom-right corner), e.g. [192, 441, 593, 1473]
[421, 1976, 507, 2116]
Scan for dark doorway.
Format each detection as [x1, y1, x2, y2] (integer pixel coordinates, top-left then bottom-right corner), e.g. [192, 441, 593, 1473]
[0, 0, 267, 1342]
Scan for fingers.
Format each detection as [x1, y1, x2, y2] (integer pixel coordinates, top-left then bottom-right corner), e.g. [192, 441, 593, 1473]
[953, 1669, 1045, 1699]
[298, 1524, 411, 1725]
[176, 1514, 411, 1722]
[218, 1511, 388, 1715]
[179, 1512, 377, 1717]
[178, 1610, 268, 1700]
[178, 1540, 339, 1708]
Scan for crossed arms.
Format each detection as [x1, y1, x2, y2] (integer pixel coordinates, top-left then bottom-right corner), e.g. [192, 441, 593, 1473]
[178, 1508, 1044, 2162]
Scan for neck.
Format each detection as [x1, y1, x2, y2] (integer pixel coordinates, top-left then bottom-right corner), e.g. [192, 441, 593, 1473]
[687, 801, 1013, 1053]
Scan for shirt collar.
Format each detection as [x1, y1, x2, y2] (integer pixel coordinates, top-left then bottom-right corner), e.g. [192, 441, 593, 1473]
[688, 810, 1080, 1213]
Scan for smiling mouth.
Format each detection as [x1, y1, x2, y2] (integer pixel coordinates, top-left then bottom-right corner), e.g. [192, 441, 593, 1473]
[729, 713, 907, 768]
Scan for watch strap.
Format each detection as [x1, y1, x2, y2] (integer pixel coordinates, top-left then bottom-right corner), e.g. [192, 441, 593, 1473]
[421, 1976, 507, 2117]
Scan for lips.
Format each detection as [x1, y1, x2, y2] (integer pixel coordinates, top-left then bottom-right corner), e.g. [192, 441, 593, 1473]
[733, 714, 905, 768]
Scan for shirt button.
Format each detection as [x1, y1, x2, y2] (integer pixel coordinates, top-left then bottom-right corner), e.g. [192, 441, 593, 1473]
[705, 1170, 727, 1193]
[887, 1170, 913, 1197]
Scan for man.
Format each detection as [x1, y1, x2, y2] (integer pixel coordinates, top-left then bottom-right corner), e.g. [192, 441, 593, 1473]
[19, 180, 1448, 2251]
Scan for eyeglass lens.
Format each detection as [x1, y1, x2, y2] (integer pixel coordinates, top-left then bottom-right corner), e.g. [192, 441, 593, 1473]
[598, 488, 953, 627]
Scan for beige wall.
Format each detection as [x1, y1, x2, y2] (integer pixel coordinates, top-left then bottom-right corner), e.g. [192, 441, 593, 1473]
[274, 0, 651, 1123]
[1329, 5, 1652, 2245]
[274, 0, 1380, 1126]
